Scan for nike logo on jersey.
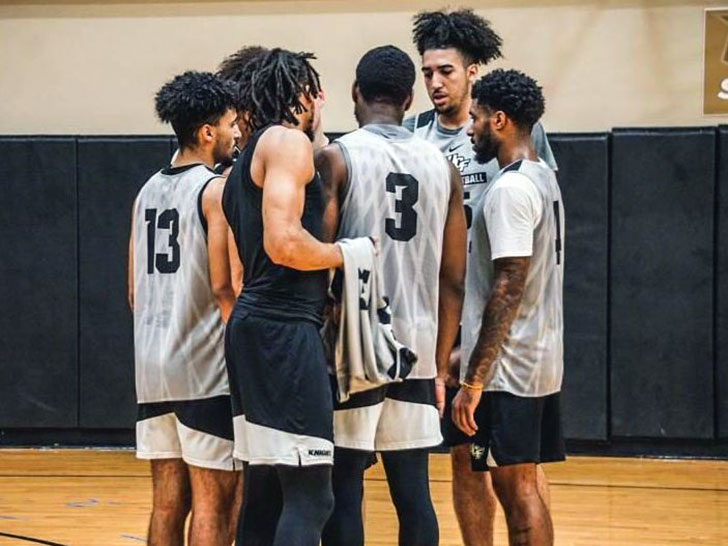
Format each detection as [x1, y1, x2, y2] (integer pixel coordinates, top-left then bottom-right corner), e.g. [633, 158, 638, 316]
[448, 142, 465, 152]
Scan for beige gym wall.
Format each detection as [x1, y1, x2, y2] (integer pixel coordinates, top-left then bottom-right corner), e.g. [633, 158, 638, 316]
[0, 0, 724, 134]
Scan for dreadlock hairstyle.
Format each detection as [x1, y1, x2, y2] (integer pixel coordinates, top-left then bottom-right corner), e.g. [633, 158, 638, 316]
[471, 69, 545, 131]
[356, 45, 415, 106]
[236, 48, 322, 133]
[412, 8, 503, 66]
[155, 70, 236, 149]
[217, 45, 269, 83]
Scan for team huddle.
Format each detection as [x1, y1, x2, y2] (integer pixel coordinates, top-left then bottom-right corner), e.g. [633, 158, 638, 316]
[128, 8, 565, 546]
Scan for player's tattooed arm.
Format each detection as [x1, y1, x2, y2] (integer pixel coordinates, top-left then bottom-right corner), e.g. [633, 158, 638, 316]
[314, 143, 348, 243]
[465, 256, 530, 385]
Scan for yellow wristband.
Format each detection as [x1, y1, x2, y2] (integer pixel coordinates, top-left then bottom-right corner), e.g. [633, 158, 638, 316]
[460, 381, 483, 391]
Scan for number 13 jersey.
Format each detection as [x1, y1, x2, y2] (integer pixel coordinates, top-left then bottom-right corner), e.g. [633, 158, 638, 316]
[335, 124, 451, 379]
[133, 163, 228, 404]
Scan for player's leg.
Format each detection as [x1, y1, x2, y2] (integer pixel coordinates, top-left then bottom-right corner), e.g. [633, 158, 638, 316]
[236, 463, 282, 546]
[443, 385, 497, 546]
[380, 448, 438, 546]
[321, 447, 372, 546]
[137, 406, 190, 545]
[451, 443, 497, 546]
[171, 396, 240, 545]
[187, 465, 240, 545]
[148, 459, 190, 546]
[490, 463, 552, 546]
[273, 464, 335, 546]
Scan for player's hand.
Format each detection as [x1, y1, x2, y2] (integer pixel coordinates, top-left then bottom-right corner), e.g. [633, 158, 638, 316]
[435, 376, 446, 418]
[446, 348, 461, 388]
[452, 386, 482, 436]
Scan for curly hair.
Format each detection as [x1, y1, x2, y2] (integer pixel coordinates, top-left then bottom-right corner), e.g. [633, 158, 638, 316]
[236, 48, 321, 132]
[471, 69, 545, 131]
[217, 45, 269, 83]
[155, 70, 236, 149]
[412, 8, 502, 66]
[355, 45, 415, 106]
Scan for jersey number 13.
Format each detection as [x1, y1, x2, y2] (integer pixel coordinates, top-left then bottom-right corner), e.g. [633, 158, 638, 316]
[145, 208, 180, 274]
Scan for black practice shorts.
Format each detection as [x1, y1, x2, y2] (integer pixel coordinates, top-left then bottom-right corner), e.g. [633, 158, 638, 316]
[466, 391, 565, 471]
[225, 310, 334, 466]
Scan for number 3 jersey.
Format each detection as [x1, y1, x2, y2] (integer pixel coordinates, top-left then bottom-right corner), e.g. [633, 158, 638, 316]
[461, 159, 565, 397]
[133, 164, 228, 403]
[335, 124, 451, 380]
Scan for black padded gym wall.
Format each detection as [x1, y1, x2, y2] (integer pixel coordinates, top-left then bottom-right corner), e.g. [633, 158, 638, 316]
[549, 134, 609, 440]
[718, 126, 728, 438]
[610, 128, 715, 439]
[78, 137, 171, 428]
[0, 138, 78, 427]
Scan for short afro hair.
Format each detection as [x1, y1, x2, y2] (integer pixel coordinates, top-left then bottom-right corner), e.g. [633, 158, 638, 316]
[412, 8, 502, 66]
[155, 70, 236, 149]
[217, 45, 269, 84]
[355, 45, 415, 106]
[237, 48, 321, 132]
[471, 69, 545, 131]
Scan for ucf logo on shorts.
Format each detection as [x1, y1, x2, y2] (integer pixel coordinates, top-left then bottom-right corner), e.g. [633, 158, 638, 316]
[470, 443, 486, 461]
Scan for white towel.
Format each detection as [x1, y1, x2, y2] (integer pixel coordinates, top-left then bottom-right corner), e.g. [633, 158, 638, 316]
[323, 237, 417, 403]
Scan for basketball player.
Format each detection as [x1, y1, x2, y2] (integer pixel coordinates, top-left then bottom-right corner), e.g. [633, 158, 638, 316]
[316, 45, 467, 546]
[128, 71, 241, 546]
[404, 9, 557, 545]
[453, 69, 566, 546]
[222, 48, 344, 546]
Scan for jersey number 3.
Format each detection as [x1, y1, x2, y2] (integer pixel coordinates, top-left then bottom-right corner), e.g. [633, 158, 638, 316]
[385, 173, 419, 242]
[145, 208, 180, 274]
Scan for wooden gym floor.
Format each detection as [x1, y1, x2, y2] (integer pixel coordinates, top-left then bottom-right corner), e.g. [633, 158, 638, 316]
[0, 450, 726, 545]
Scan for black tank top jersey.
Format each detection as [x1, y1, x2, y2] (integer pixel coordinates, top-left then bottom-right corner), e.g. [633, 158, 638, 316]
[222, 125, 328, 325]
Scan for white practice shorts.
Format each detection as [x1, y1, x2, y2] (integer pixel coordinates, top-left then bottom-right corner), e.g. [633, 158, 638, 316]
[331, 377, 443, 452]
[136, 396, 240, 471]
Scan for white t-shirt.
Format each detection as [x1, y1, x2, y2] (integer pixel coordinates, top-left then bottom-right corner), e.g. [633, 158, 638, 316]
[461, 158, 565, 397]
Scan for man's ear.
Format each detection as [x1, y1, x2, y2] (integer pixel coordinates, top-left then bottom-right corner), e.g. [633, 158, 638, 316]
[198, 123, 215, 145]
[351, 81, 359, 104]
[466, 63, 479, 85]
[492, 110, 508, 131]
[403, 91, 414, 112]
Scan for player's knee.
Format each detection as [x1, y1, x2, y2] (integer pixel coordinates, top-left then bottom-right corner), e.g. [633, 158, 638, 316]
[492, 471, 539, 513]
[152, 496, 189, 523]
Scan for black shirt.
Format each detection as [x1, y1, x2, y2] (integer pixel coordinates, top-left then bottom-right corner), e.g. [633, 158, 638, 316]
[222, 125, 328, 325]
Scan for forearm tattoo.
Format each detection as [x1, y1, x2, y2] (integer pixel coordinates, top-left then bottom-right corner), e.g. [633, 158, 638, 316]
[465, 257, 529, 384]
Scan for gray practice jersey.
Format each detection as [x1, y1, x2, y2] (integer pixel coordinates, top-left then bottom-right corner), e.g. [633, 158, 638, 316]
[461, 159, 565, 397]
[403, 110, 557, 226]
[336, 124, 451, 379]
[133, 164, 228, 403]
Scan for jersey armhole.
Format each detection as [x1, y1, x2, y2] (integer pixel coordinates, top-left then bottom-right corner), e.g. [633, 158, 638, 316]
[197, 175, 224, 236]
